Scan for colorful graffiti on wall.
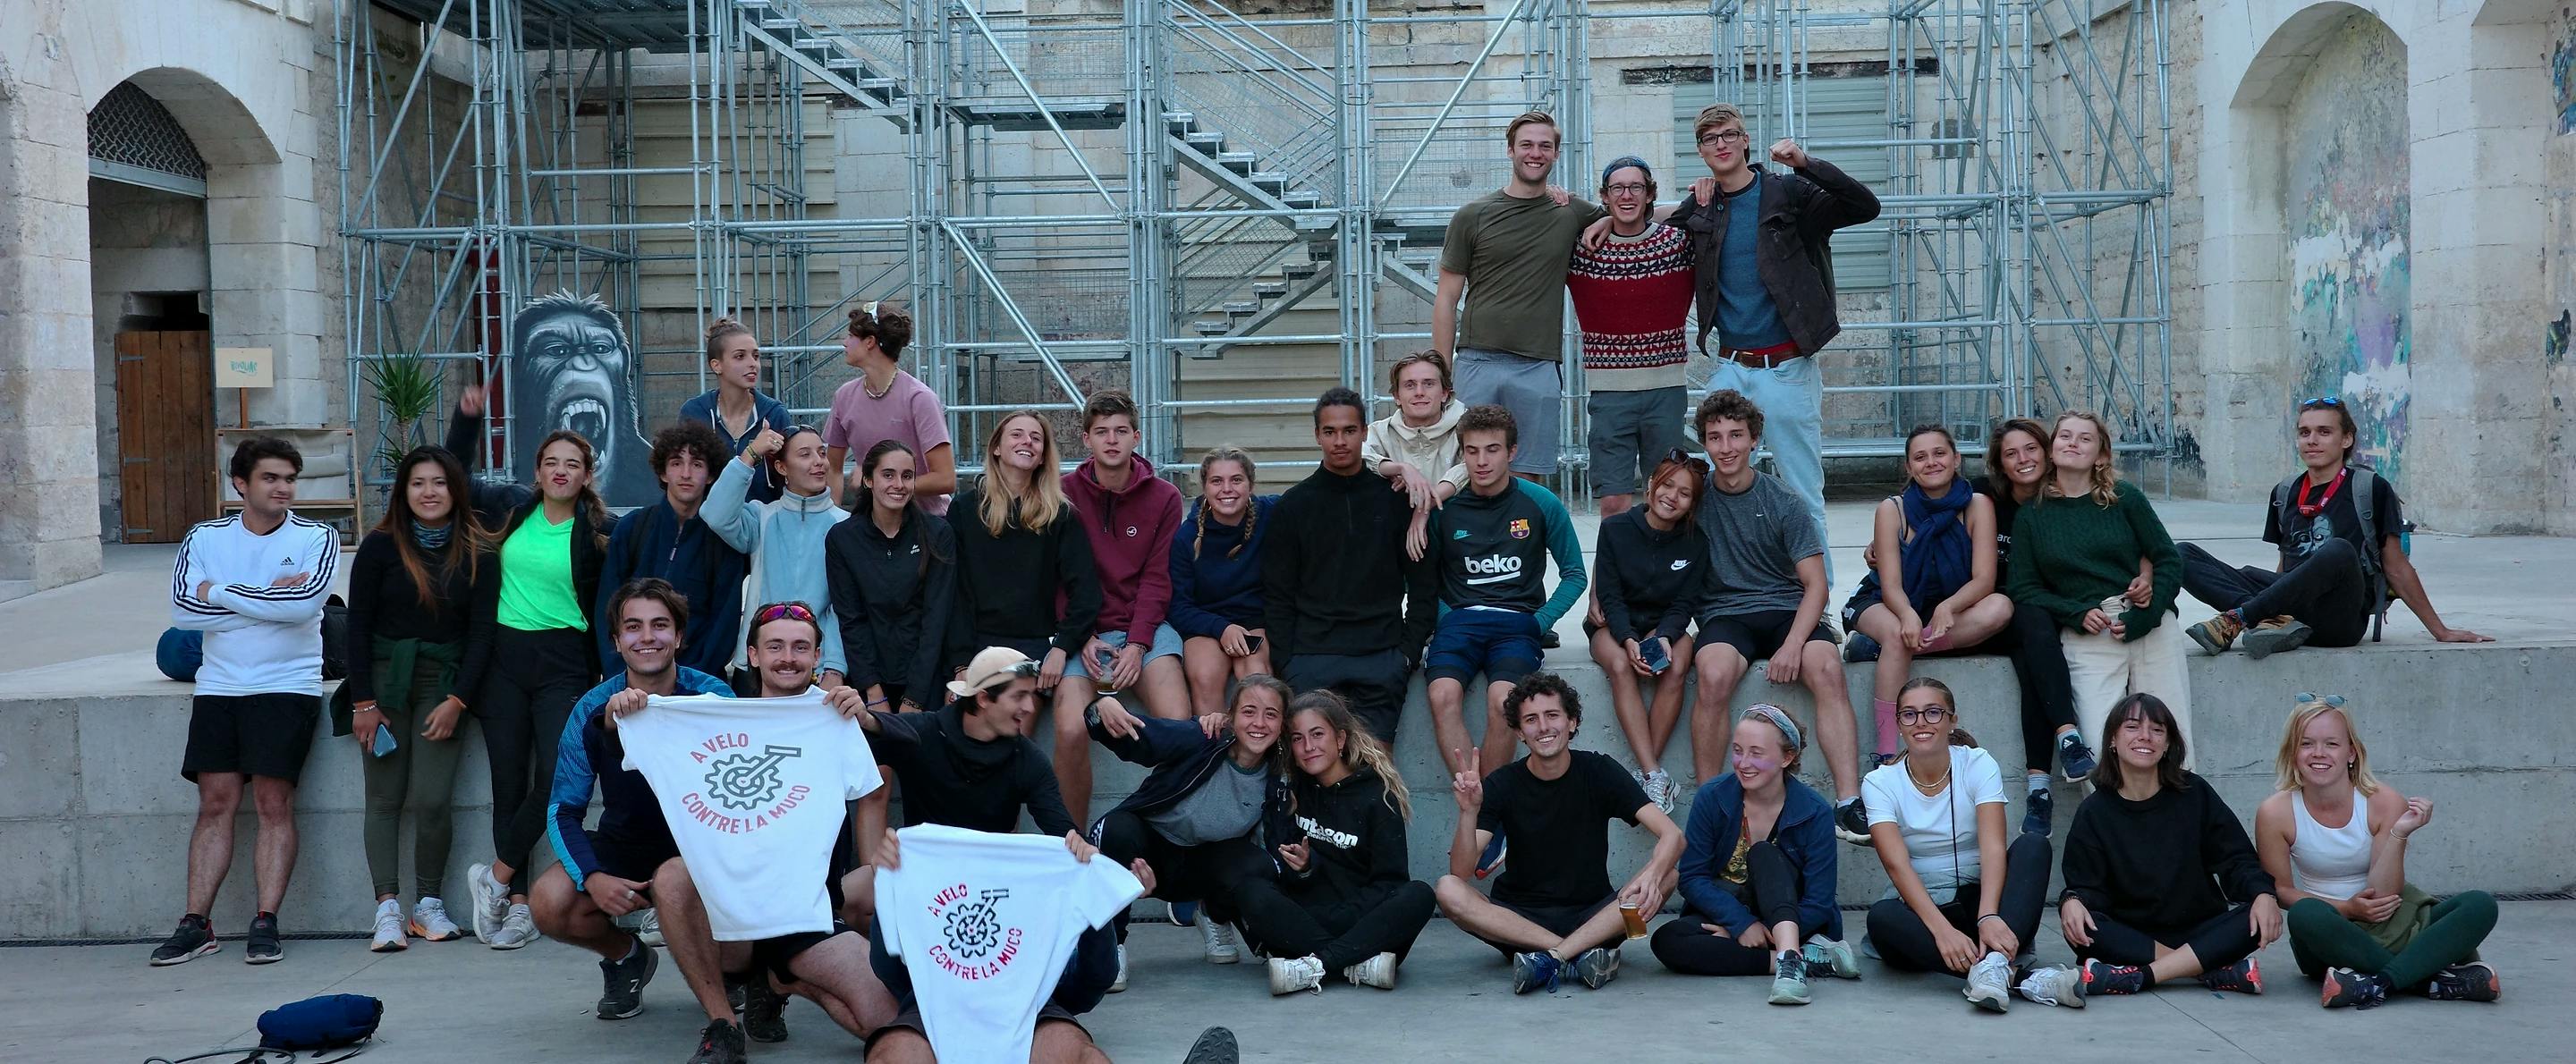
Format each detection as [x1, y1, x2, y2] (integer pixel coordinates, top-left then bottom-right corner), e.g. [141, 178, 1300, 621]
[2555, 8, 2576, 135]
[2286, 15, 2410, 484]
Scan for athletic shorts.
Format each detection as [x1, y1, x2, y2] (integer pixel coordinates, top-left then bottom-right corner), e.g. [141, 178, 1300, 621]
[1456, 347, 1564, 477]
[1475, 894, 1618, 958]
[1585, 385, 1688, 497]
[589, 832, 682, 883]
[182, 692, 321, 784]
[1424, 609, 1543, 688]
[1696, 609, 1841, 663]
[1062, 625, 1184, 681]
[752, 920, 852, 985]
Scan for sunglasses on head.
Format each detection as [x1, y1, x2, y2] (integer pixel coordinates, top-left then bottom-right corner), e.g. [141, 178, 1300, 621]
[756, 602, 817, 623]
[2300, 397, 2342, 409]
[1661, 447, 1711, 470]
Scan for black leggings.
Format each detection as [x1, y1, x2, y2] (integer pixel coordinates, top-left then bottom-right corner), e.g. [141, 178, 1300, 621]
[1977, 602, 2081, 774]
[478, 626, 593, 895]
[1093, 810, 1271, 942]
[2181, 539, 2371, 646]
[2080, 904, 2260, 972]
[1231, 878, 1436, 971]
[1649, 840, 1805, 976]
[1864, 832, 2052, 973]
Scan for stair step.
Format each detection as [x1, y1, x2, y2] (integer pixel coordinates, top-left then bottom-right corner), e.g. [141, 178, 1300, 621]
[1249, 171, 1288, 193]
[859, 78, 901, 93]
[1252, 281, 1290, 298]
[794, 37, 832, 51]
[1281, 261, 1320, 280]
[827, 56, 862, 69]
[1281, 191, 1321, 210]
[1216, 152, 1258, 173]
[736, 0, 772, 10]
[1191, 320, 1231, 336]
[759, 17, 799, 30]
[1222, 300, 1259, 315]
[1161, 111, 1197, 135]
[1183, 131, 1224, 153]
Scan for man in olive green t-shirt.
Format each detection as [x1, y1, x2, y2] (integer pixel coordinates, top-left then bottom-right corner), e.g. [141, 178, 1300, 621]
[1432, 111, 1606, 481]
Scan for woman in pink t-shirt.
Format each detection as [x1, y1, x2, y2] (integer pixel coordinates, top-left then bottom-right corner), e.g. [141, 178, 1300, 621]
[822, 305, 955, 514]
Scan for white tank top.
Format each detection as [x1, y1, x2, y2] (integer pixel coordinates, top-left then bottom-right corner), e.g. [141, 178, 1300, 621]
[2289, 790, 2372, 900]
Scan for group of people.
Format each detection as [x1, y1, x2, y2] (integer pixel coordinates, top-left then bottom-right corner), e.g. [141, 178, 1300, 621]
[149, 102, 2504, 1064]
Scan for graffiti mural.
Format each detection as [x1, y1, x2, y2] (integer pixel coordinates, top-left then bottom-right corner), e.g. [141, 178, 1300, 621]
[2284, 14, 2410, 484]
[508, 291, 659, 508]
[2555, 8, 2576, 135]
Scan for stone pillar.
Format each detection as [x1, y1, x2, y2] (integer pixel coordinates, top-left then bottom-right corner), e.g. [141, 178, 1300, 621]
[0, 56, 106, 592]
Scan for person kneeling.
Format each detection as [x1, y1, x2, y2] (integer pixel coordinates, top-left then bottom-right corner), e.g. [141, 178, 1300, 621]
[1648, 705, 1859, 1004]
[1860, 680, 2061, 1011]
[2033, 694, 2281, 999]
[1435, 674, 1682, 995]
[1232, 691, 1436, 995]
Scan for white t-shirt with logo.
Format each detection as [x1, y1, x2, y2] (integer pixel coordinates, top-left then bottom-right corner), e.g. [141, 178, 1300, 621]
[1860, 745, 2006, 891]
[877, 824, 1143, 1064]
[619, 688, 883, 940]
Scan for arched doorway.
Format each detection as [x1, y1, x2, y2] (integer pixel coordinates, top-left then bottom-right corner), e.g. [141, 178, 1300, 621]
[88, 80, 215, 543]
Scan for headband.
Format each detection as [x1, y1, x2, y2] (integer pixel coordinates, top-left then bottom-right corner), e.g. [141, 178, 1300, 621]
[1741, 704, 1803, 752]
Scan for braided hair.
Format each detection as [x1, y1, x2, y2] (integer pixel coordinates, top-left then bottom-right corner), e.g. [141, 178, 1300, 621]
[1191, 446, 1258, 560]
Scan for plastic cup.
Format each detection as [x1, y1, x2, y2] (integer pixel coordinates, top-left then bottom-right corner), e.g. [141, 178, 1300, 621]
[1619, 902, 1648, 940]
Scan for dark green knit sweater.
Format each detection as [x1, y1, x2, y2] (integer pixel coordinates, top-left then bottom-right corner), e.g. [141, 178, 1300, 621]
[2004, 480, 2182, 640]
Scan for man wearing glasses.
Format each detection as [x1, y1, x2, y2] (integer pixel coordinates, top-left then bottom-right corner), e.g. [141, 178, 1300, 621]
[1567, 156, 1695, 519]
[1657, 103, 1880, 567]
[2178, 397, 2491, 657]
[1432, 111, 1606, 485]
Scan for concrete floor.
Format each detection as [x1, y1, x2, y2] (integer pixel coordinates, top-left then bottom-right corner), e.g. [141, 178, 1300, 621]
[6, 497, 2569, 693]
[8, 901, 2564, 1063]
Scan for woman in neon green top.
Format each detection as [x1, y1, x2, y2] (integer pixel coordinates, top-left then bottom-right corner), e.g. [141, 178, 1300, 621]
[450, 412, 613, 950]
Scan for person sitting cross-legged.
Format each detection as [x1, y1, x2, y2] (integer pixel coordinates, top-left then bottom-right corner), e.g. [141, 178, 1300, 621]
[1434, 674, 1682, 995]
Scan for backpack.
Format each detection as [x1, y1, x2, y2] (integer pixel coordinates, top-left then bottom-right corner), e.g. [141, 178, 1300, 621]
[2267, 466, 2408, 641]
[258, 993, 381, 1053]
[321, 594, 350, 681]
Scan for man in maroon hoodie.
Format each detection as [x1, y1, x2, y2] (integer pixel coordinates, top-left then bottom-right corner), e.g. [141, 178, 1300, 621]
[1055, 390, 1191, 823]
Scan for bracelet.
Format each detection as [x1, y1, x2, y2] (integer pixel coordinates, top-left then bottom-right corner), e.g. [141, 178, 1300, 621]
[865, 698, 888, 707]
[1977, 914, 2005, 925]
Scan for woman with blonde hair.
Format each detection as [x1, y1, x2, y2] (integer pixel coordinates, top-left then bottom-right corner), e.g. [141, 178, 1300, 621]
[2254, 694, 2500, 1009]
[1169, 447, 1277, 714]
[952, 410, 1099, 689]
[2002, 411, 2189, 760]
[1230, 689, 1436, 995]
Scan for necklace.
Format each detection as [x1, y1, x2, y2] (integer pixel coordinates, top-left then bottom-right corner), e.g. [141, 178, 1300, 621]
[862, 368, 897, 401]
[1906, 756, 1952, 794]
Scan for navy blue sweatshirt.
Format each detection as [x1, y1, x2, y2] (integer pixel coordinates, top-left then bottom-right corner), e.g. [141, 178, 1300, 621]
[679, 388, 794, 503]
[597, 501, 748, 676]
[1166, 494, 1276, 638]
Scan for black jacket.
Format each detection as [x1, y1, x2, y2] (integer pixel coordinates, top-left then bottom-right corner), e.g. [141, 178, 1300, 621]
[1084, 712, 1292, 849]
[1260, 468, 1438, 671]
[868, 703, 1077, 837]
[949, 485, 1100, 652]
[1668, 157, 1881, 357]
[826, 508, 962, 706]
[445, 408, 611, 676]
[1592, 509, 1710, 645]
[1279, 767, 1413, 906]
[343, 529, 500, 706]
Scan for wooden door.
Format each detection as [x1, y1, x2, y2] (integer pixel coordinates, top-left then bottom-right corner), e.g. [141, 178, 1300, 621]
[113, 330, 215, 543]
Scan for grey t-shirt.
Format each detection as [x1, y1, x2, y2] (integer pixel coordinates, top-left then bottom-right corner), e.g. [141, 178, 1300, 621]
[1693, 470, 1824, 616]
[1144, 758, 1270, 847]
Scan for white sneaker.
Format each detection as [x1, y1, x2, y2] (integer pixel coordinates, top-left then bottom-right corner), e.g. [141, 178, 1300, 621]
[466, 863, 510, 943]
[487, 903, 538, 950]
[1801, 935, 1861, 980]
[1965, 951, 2012, 1012]
[1108, 944, 1128, 992]
[369, 899, 408, 952]
[2016, 964, 2087, 1008]
[1267, 955, 1326, 995]
[410, 897, 463, 942]
[1643, 769, 1676, 814]
[622, 908, 665, 948]
[1201, 921, 1241, 964]
[1343, 951, 1397, 990]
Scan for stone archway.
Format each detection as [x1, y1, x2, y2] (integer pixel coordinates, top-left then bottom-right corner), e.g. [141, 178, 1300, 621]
[89, 80, 216, 543]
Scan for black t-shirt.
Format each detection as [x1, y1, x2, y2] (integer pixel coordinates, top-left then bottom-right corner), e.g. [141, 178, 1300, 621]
[868, 704, 1077, 838]
[2263, 471, 2401, 569]
[1477, 750, 1648, 907]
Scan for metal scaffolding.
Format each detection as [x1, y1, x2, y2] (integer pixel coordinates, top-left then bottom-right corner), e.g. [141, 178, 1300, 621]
[336, 0, 2174, 491]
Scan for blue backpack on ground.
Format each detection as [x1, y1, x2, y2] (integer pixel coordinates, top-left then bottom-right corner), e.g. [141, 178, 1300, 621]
[257, 993, 381, 1051]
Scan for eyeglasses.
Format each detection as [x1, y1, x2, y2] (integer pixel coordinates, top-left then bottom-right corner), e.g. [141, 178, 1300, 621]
[755, 601, 817, 623]
[1604, 182, 1652, 195]
[1697, 131, 1749, 147]
[1896, 706, 1951, 725]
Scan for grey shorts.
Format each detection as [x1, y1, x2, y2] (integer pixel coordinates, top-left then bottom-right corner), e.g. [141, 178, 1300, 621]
[1586, 385, 1688, 496]
[1455, 347, 1563, 476]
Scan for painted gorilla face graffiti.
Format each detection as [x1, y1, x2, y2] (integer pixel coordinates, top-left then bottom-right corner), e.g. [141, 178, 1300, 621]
[508, 291, 656, 507]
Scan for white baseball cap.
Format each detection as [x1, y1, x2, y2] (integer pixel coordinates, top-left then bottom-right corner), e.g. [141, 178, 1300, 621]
[945, 646, 1041, 700]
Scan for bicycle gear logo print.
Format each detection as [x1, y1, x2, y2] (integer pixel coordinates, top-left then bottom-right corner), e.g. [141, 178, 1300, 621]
[680, 733, 813, 833]
[927, 883, 1024, 980]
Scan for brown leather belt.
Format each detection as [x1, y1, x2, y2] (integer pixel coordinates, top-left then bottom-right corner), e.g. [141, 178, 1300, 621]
[1716, 342, 1804, 369]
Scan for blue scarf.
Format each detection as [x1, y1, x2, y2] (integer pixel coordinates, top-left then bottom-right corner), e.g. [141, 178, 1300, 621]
[411, 521, 451, 553]
[1898, 480, 1975, 612]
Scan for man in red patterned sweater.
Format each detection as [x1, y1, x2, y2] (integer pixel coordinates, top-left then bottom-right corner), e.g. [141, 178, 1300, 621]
[1567, 156, 1697, 519]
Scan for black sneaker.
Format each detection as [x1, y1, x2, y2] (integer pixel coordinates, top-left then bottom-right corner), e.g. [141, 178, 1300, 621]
[2056, 731, 2098, 781]
[244, 914, 284, 965]
[689, 1018, 749, 1064]
[148, 915, 218, 967]
[1540, 629, 1562, 650]
[1843, 631, 1882, 663]
[2320, 967, 2392, 1009]
[596, 936, 657, 1020]
[740, 977, 790, 1043]
[2081, 958, 2148, 996]
[2422, 962, 2501, 1002]
[1182, 1026, 1241, 1064]
[1833, 798, 1872, 846]
[2021, 788, 2055, 837]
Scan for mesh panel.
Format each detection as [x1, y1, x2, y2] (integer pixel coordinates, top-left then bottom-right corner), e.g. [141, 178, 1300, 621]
[87, 82, 208, 182]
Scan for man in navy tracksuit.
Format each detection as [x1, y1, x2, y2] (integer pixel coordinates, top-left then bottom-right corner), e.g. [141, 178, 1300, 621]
[1425, 405, 1589, 781]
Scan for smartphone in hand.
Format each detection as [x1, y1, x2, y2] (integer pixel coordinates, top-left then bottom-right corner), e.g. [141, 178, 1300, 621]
[370, 722, 398, 758]
[1639, 637, 1671, 674]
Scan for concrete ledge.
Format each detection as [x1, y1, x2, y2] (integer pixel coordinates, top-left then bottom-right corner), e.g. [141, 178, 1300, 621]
[7, 639, 2571, 940]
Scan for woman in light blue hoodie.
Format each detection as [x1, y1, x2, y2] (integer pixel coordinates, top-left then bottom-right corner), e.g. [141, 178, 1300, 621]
[705, 424, 850, 688]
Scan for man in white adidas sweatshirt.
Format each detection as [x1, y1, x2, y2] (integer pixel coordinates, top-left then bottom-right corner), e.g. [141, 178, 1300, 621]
[151, 436, 340, 967]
